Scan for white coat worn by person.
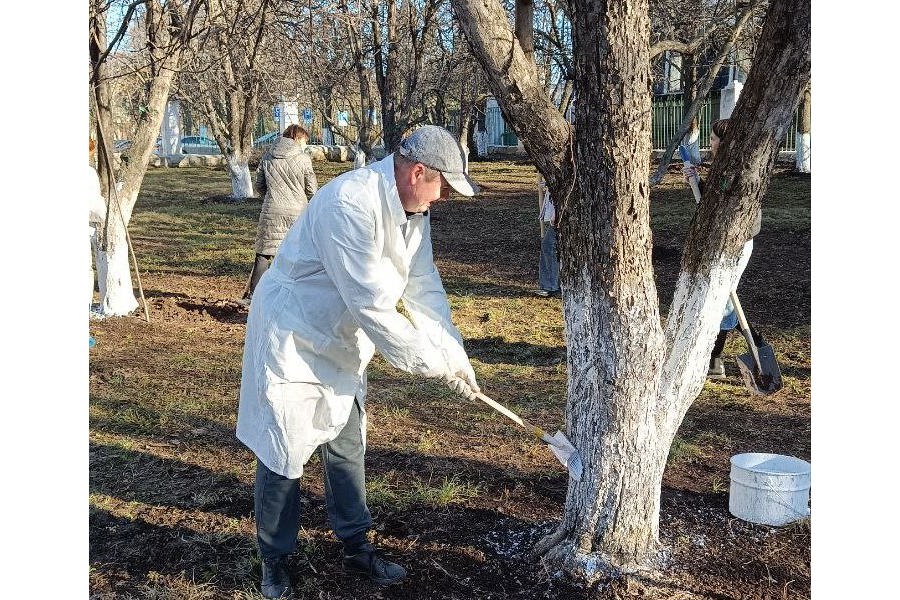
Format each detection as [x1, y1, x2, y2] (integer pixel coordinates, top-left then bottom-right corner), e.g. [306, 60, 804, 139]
[236, 125, 481, 598]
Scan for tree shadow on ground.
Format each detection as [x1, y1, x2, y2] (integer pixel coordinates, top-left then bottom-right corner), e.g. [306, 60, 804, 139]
[439, 276, 532, 299]
[142, 289, 193, 300]
[89, 472, 792, 599]
[464, 335, 565, 367]
[88, 502, 593, 599]
[89, 441, 253, 519]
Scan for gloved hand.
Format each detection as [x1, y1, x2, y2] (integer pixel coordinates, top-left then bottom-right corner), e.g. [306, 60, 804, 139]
[441, 341, 480, 394]
[452, 359, 480, 394]
[439, 372, 479, 401]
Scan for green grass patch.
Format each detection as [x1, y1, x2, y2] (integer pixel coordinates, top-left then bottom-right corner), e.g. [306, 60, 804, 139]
[366, 472, 481, 510]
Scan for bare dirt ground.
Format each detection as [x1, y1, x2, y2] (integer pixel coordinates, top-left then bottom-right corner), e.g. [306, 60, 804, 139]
[89, 160, 810, 599]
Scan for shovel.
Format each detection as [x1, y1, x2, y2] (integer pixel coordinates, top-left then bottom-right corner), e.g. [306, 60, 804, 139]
[680, 152, 783, 396]
[729, 291, 784, 395]
[474, 392, 583, 481]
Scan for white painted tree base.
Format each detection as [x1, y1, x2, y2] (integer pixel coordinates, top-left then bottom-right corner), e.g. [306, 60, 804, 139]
[228, 158, 254, 199]
[795, 133, 810, 173]
[95, 241, 138, 317]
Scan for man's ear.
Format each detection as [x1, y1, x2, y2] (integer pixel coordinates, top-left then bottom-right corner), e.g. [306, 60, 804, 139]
[408, 162, 425, 185]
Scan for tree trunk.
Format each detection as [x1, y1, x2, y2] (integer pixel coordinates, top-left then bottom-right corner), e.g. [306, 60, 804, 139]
[795, 85, 811, 173]
[96, 189, 139, 316]
[514, 0, 534, 63]
[90, 0, 191, 316]
[454, 0, 810, 581]
[536, 0, 669, 575]
[450, 0, 571, 191]
[228, 154, 255, 198]
[682, 52, 696, 111]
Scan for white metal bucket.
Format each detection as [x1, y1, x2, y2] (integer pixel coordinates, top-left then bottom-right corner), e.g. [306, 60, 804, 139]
[729, 453, 811, 526]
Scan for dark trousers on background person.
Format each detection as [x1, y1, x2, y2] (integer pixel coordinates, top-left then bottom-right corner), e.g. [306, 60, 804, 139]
[711, 322, 765, 359]
[244, 253, 273, 300]
[538, 226, 560, 293]
[254, 398, 372, 560]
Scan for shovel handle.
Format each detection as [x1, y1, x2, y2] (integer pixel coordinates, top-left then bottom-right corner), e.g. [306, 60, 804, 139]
[474, 392, 549, 442]
[729, 290, 763, 375]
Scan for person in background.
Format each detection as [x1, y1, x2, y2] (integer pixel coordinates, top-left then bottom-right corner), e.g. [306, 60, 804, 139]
[88, 139, 106, 310]
[534, 177, 560, 297]
[241, 124, 318, 306]
[236, 125, 482, 598]
[683, 118, 765, 379]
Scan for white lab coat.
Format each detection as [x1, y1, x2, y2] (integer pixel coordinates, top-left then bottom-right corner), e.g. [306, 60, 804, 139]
[237, 154, 471, 478]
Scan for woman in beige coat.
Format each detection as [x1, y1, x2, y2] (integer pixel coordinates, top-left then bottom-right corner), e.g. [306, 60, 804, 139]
[242, 125, 318, 304]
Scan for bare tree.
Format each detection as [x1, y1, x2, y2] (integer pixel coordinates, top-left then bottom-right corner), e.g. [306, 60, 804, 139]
[370, 0, 442, 150]
[648, 0, 765, 185]
[90, 0, 204, 316]
[178, 0, 279, 199]
[451, 0, 809, 579]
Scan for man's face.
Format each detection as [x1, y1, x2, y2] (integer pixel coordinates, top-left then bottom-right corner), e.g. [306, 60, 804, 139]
[398, 162, 452, 213]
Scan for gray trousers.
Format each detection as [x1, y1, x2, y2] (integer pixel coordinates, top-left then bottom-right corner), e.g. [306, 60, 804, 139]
[254, 398, 372, 559]
[538, 226, 560, 292]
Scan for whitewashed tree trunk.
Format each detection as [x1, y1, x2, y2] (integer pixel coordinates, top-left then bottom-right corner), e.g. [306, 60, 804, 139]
[353, 148, 366, 168]
[796, 87, 811, 173]
[453, 0, 810, 580]
[228, 155, 255, 199]
[95, 188, 139, 316]
[95, 230, 138, 316]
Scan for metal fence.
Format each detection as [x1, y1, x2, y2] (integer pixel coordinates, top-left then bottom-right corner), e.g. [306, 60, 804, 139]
[485, 105, 519, 146]
[651, 91, 799, 151]
[484, 92, 800, 151]
[651, 91, 720, 150]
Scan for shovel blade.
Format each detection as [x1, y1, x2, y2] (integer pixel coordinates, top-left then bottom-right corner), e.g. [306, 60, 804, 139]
[736, 343, 784, 395]
[547, 431, 584, 481]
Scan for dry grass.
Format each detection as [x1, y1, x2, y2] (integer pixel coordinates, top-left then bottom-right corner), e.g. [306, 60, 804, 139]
[90, 159, 810, 600]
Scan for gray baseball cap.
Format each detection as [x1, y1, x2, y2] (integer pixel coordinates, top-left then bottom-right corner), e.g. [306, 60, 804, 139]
[397, 125, 480, 197]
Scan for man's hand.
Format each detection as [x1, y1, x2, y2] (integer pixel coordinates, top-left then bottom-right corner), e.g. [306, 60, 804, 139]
[439, 373, 478, 401]
[453, 360, 480, 394]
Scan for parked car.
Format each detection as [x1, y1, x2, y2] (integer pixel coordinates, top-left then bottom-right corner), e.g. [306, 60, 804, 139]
[180, 135, 222, 155]
[112, 138, 162, 163]
[253, 131, 279, 149]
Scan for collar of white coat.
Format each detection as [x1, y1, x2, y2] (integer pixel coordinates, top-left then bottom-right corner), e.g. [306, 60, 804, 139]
[366, 153, 408, 230]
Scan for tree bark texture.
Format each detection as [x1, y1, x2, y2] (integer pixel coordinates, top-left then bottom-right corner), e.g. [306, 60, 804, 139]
[95, 190, 140, 316]
[454, 0, 810, 580]
[228, 155, 256, 199]
[542, 0, 670, 575]
[514, 0, 535, 63]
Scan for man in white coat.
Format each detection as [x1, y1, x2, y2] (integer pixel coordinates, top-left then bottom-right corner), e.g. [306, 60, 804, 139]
[237, 125, 481, 597]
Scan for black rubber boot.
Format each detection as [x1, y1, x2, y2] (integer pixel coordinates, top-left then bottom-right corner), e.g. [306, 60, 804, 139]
[707, 357, 726, 380]
[343, 543, 407, 586]
[260, 556, 291, 598]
